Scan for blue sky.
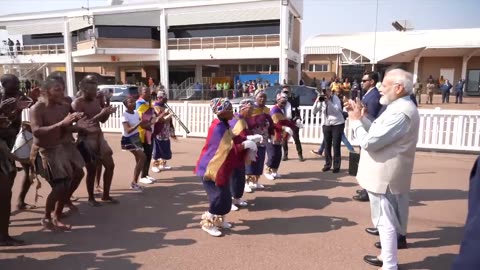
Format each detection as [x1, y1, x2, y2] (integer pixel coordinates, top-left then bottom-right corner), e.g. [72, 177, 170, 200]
[1, 0, 479, 44]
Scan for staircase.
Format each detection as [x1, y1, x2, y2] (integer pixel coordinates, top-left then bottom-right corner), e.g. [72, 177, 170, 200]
[174, 77, 195, 100]
[3, 63, 47, 80]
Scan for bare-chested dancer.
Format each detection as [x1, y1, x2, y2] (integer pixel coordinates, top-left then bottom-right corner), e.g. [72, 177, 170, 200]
[72, 77, 117, 206]
[0, 74, 30, 246]
[30, 75, 92, 231]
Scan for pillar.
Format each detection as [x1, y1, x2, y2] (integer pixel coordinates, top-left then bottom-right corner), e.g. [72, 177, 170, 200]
[296, 62, 301, 84]
[413, 56, 420, 83]
[114, 66, 121, 83]
[461, 56, 469, 80]
[159, 9, 170, 97]
[195, 64, 203, 83]
[279, 3, 289, 85]
[63, 18, 75, 97]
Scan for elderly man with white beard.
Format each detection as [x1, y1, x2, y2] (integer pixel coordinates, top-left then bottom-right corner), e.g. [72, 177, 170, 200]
[345, 68, 419, 270]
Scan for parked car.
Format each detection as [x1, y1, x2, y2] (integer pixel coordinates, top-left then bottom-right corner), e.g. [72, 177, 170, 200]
[98, 85, 139, 102]
[230, 85, 319, 106]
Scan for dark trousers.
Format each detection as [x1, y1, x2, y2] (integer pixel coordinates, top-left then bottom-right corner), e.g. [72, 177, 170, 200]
[141, 141, 153, 178]
[266, 143, 282, 169]
[282, 126, 303, 156]
[17, 164, 31, 207]
[0, 171, 15, 237]
[442, 91, 450, 103]
[323, 123, 344, 170]
[203, 179, 232, 216]
[230, 167, 245, 199]
[456, 91, 463, 104]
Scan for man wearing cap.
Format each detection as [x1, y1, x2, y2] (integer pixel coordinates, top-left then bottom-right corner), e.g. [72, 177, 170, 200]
[281, 86, 304, 162]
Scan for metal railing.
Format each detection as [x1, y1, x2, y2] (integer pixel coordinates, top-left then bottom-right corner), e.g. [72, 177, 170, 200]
[167, 34, 280, 50]
[0, 44, 65, 56]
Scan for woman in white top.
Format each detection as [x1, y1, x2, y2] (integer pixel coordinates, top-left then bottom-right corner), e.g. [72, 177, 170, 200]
[121, 97, 149, 191]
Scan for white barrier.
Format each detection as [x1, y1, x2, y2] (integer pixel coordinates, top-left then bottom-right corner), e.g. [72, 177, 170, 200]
[21, 102, 480, 152]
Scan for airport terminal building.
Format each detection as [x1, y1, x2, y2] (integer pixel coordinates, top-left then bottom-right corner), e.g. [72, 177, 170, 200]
[302, 28, 480, 96]
[0, 0, 303, 97]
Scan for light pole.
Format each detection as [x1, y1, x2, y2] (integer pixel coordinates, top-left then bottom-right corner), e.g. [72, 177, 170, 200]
[372, 0, 379, 71]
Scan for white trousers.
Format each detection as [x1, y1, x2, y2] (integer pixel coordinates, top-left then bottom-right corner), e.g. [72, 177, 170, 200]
[377, 195, 398, 270]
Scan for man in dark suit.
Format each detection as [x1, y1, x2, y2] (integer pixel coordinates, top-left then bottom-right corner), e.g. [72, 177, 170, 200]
[352, 71, 382, 202]
[281, 86, 304, 162]
[452, 155, 480, 270]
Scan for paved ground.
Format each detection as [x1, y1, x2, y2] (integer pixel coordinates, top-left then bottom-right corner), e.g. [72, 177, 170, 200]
[0, 134, 476, 270]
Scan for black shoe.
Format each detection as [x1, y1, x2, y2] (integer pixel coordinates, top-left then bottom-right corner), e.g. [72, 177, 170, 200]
[298, 154, 305, 162]
[0, 236, 25, 246]
[363, 255, 383, 267]
[322, 167, 330, 172]
[356, 189, 363, 194]
[365, 227, 379, 236]
[332, 168, 340, 173]
[353, 190, 369, 202]
[375, 235, 408, 249]
[282, 155, 288, 161]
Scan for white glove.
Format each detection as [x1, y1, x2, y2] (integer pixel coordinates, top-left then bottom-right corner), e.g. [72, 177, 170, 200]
[283, 126, 293, 136]
[242, 140, 258, 152]
[295, 119, 304, 129]
[247, 134, 263, 143]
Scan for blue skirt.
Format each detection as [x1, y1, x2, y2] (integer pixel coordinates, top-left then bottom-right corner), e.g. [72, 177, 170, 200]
[245, 146, 266, 176]
[152, 137, 172, 160]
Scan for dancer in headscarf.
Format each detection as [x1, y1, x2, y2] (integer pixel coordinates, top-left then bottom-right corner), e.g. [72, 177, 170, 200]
[264, 93, 296, 180]
[229, 99, 262, 211]
[245, 89, 274, 190]
[195, 98, 257, 237]
[151, 90, 175, 173]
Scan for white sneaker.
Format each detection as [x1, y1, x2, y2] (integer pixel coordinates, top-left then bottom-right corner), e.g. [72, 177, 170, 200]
[202, 225, 222, 237]
[244, 184, 253, 193]
[264, 173, 275, 181]
[139, 177, 153, 184]
[231, 204, 239, 211]
[255, 183, 265, 189]
[130, 183, 144, 192]
[151, 166, 161, 173]
[249, 182, 258, 189]
[159, 165, 172, 171]
[233, 198, 248, 207]
[221, 220, 232, 229]
[272, 172, 281, 178]
[146, 176, 157, 183]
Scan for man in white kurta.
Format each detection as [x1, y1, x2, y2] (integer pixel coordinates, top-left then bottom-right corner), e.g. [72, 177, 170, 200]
[346, 69, 419, 270]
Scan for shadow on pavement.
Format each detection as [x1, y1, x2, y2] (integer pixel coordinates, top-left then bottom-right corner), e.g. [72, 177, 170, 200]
[0, 254, 141, 270]
[266, 178, 356, 193]
[410, 189, 468, 206]
[247, 195, 338, 212]
[401, 253, 457, 270]
[235, 215, 357, 235]
[408, 226, 464, 249]
[1, 182, 203, 267]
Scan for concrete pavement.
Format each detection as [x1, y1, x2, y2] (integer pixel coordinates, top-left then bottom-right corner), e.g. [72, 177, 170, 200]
[0, 134, 475, 270]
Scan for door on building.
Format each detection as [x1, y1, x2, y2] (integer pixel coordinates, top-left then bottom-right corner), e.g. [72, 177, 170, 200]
[440, 68, 455, 85]
[466, 70, 480, 96]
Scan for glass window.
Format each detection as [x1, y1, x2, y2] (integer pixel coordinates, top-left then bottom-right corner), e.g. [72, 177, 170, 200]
[256, 65, 263, 72]
[247, 65, 256, 72]
[308, 64, 315, 72]
[263, 65, 270, 72]
[271, 64, 279, 72]
[309, 64, 328, 72]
